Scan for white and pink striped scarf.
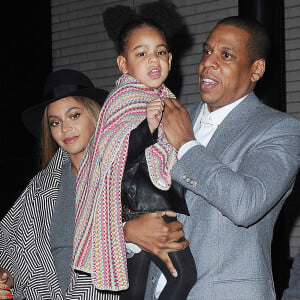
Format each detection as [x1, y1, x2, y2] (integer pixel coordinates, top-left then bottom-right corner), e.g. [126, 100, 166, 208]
[73, 74, 177, 291]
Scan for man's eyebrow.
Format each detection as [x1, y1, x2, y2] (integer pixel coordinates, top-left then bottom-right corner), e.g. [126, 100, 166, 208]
[202, 42, 236, 52]
[221, 46, 236, 52]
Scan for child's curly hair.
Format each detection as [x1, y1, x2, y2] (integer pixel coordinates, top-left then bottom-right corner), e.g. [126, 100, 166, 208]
[103, 0, 184, 54]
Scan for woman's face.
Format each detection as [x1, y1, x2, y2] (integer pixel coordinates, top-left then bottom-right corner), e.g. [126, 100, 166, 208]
[47, 97, 95, 163]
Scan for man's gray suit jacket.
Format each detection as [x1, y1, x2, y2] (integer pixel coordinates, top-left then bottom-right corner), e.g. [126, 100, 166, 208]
[145, 92, 300, 300]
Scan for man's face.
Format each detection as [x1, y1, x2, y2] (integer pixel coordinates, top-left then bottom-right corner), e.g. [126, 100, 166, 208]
[198, 24, 260, 111]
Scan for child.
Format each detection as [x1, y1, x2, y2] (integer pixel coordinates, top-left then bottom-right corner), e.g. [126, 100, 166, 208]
[73, 4, 197, 300]
[117, 18, 197, 300]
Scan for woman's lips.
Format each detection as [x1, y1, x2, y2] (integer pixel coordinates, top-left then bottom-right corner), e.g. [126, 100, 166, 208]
[64, 136, 79, 144]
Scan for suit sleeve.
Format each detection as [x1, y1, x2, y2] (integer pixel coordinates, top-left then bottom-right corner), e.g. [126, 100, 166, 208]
[172, 116, 300, 227]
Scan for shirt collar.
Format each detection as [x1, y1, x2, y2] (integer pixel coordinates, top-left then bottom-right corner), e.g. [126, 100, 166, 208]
[199, 94, 248, 126]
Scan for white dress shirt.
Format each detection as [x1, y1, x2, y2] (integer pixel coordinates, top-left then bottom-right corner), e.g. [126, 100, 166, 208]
[155, 95, 247, 298]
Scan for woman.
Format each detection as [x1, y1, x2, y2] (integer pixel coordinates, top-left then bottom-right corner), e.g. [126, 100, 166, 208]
[0, 69, 120, 299]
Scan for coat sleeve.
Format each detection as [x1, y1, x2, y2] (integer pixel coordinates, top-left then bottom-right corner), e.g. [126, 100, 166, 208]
[0, 182, 33, 299]
[127, 119, 158, 162]
[172, 116, 300, 227]
[0, 225, 12, 273]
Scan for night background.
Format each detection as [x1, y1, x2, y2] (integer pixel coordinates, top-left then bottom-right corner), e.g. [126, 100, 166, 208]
[1, 1, 52, 218]
[0, 1, 298, 297]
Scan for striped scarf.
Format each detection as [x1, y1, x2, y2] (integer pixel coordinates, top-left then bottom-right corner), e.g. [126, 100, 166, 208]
[73, 74, 178, 291]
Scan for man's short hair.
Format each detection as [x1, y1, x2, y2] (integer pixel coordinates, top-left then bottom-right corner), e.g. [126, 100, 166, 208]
[216, 16, 270, 64]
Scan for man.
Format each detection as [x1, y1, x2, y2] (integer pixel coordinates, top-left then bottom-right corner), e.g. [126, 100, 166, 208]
[125, 16, 300, 299]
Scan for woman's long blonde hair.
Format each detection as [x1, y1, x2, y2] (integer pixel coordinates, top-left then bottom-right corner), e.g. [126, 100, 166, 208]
[40, 96, 102, 169]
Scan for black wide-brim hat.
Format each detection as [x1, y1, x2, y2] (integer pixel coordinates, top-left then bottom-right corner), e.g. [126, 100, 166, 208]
[22, 69, 109, 138]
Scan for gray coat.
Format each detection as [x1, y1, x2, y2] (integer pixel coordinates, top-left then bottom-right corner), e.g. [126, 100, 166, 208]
[145, 92, 300, 300]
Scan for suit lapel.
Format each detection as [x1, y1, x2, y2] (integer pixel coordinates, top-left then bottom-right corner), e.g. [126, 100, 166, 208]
[185, 102, 203, 126]
[206, 93, 261, 157]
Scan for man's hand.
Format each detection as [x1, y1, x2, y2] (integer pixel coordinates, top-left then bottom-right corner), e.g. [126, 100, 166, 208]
[162, 98, 195, 150]
[123, 211, 189, 277]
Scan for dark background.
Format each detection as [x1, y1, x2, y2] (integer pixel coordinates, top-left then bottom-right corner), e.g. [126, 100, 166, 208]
[1, 0, 52, 219]
[0, 0, 295, 297]
[0, 1, 286, 218]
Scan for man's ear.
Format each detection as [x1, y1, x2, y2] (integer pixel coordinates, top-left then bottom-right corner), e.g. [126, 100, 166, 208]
[251, 58, 266, 83]
[117, 55, 128, 74]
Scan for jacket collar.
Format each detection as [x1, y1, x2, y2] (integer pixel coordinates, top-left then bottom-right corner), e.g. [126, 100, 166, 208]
[206, 92, 261, 156]
[187, 92, 261, 157]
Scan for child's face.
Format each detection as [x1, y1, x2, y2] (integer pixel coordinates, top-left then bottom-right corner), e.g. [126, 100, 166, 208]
[117, 25, 172, 89]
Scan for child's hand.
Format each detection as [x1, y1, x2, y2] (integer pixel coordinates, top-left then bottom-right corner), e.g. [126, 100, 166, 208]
[146, 98, 165, 133]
